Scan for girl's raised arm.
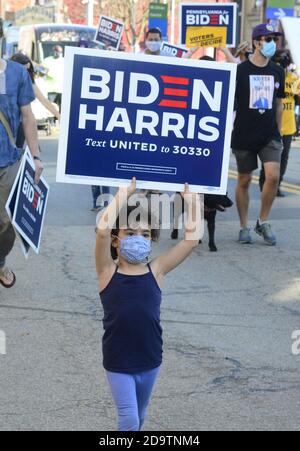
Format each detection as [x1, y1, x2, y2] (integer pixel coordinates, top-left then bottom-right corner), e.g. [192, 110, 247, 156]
[152, 184, 201, 277]
[95, 178, 136, 276]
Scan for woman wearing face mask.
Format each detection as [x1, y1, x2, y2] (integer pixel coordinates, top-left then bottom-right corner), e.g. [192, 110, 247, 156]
[96, 178, 201, 431]
[232, 24, 286, 246]
[259, 49, 300, 196]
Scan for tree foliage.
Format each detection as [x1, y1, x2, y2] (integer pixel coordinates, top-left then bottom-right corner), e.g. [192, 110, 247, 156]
[98, 0, 151, 46]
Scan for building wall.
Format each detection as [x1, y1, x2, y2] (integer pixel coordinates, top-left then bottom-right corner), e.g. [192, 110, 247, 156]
[2, 0, 33, 13]
[1, 1, 56, 20]
[241, 0, 261, 43]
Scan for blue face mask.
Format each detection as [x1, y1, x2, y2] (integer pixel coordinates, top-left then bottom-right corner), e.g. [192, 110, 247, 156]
[146, 41, 162, 53]
[119, 235, 152, 265]
[261, 40, 276, 59]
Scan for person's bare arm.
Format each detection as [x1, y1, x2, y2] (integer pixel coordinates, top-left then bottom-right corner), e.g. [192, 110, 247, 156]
[21, 104, 43, 184]
[219, 47, 238, 64]
[33, 84, 61, 120]
[152, 184, 201, 277]
[183, 47, 200, 59]
[276, 98, 283, 133]
[95, 178, 136, 276]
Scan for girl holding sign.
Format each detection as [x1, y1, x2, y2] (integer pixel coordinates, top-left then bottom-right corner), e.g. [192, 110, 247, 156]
[95, 178, 201, 431]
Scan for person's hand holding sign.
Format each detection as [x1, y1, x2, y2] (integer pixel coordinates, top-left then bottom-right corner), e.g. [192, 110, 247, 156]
[33, 157, 44, 185]
[181, 183, 202, 242]
[183, 47, 201, 59]
[119, 177, 137, 198]
[181, 182, 200, 210]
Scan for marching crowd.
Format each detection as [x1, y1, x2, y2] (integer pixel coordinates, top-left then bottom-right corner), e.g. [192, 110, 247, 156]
[1, 21, 300, 432]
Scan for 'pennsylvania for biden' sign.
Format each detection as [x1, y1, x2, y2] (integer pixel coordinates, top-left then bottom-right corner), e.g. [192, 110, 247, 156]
[180, 3, 238, 48]
[57, 48, 236, 194]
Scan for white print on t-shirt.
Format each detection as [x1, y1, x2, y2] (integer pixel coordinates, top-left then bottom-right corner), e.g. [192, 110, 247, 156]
[249, 75, 275, 110]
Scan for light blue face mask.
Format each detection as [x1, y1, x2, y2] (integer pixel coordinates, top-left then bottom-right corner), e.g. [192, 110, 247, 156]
[119, 235, 152, 265]
[261, 40, 276, 59]
[146, 40, 162, 53]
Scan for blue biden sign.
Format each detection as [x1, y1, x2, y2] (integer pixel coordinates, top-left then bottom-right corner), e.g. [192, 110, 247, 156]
[180, 3, 238, 48]
[6, 150, 49, 256]
[57, 48, 236, 194]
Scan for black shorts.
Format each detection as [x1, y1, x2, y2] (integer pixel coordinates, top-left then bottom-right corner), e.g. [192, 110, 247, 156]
[233, 139, 283, 174]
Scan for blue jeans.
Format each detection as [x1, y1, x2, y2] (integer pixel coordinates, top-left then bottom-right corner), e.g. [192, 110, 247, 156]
[91, 186, 110, 208]
[106, 366, 161, 431]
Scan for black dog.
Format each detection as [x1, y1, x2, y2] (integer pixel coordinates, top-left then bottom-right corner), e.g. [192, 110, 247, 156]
[171, 193, 233, 252]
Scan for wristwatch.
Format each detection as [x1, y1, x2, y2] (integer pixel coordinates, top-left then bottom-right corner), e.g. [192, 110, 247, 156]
[33, 156, 42, 162]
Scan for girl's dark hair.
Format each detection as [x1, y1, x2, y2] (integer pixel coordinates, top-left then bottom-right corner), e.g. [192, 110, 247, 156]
[11, 53, 35, 83]
[111, 205, 160, 260]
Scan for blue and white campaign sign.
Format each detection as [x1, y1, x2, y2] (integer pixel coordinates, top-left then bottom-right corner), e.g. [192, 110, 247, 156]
[7, 150, 49, 255]
[94, 15, 124, 50]
[57, 48, 237, 194]
[161, 42, 188, 58]
[180, 3, 238, 48]
[5, 155, 30, 258]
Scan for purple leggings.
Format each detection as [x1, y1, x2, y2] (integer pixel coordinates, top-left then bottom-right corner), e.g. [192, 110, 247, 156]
[106, 366, 161, 431]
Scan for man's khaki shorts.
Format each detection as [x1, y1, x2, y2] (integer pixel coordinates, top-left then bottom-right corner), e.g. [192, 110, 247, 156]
[233, 139, 283, 174]
[0, 160, 21, 229]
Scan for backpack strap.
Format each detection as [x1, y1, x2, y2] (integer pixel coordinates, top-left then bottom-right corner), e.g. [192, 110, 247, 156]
[0, 110, 15, 147]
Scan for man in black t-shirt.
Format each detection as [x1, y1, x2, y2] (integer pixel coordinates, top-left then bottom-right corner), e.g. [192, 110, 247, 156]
[232, 23, 285, 246]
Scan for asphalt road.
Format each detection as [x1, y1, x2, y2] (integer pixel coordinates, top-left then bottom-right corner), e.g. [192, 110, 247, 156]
[0, 133, 300, 431]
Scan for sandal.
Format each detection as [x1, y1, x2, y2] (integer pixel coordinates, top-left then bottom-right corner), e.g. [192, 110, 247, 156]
[0, 267, 16, 288]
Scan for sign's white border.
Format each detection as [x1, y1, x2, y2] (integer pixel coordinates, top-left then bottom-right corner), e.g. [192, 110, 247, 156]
[57, 47, 237, 194]
[5, 153, 30, 258]
[179, 2, 238, 48]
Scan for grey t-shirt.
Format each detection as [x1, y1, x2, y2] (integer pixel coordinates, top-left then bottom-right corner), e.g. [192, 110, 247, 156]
[0, 60, 35, 168]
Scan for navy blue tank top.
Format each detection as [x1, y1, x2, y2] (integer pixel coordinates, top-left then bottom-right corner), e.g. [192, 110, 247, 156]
[100, 264, 163, 374]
